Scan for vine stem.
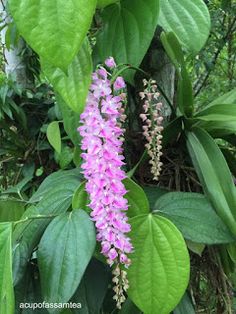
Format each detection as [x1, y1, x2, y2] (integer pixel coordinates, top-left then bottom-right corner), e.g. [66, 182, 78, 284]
[13, 214, 59, 226]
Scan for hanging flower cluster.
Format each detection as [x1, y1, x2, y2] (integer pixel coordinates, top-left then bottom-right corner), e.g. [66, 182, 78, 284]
[78, 57, 132, 308]
[139, 79, 164, 181]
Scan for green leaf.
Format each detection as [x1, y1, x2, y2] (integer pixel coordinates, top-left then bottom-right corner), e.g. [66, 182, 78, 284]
[196, 120, 236, 138]
[195, 104, 236, 121]
[128, 214, 190, 314]
[154, 192, 235, 244]
[159, 0, 210, 53]
[46, 121, 61, 154]
[13, 169, 81, 285]
[0, 199, 25, 222]
[38, 209, 96, 306]
[97, 0, 119, 8]
[94, 0, 159, 82]
[9, 0, 96, 70]
[186, 128, 236, 236]
[0, 222, 14, 314]
[71, 259, 110, 314]
[173, 293, 195, 314]
[160, 32, 193, 117]
[208, 88, 236, 106]
[57, 95, 81, 145]
[42, 38, 92, 113]
[124, 178, 150, 217]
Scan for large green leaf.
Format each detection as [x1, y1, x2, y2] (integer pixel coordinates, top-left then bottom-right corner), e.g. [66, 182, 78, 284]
[209, 88, 236, 106]
[13, 169, 81, 285]
[46, 121, 61, 154]
[128, 214, 190, 314]
[124, 178, 150, 218]
[186, 128, 236, 236]
[42, 39, 92, 113]
[9, 0, 96, 70]
[94, 0, 159, 82]
[38, 209, 96, 307]
[154, 192, 235, 244]
[159, 0, 210, 53]
[0, 198, 25, 222]
[0, 223, 14, 314]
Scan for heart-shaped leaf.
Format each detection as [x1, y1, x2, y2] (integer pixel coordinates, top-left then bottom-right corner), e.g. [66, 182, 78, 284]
[159, 0, 210, 53]
[38, 209, 96, 307]
[94, 0, 159, 82]
[9, 0, 96, 70]
[128, 214, 190, 314]
[13, 169, 81, 285]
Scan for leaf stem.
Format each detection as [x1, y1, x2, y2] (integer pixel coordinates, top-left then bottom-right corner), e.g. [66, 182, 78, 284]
[13, 214, 58, 226]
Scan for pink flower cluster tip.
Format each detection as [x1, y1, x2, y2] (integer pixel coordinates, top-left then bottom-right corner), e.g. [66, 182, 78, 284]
[78, 58, 132, 267]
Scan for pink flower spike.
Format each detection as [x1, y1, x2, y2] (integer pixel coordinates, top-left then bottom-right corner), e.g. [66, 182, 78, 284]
[105, 57, 116, 68]
[78, 60, 132, 268]
[114, 76, 126, 90]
